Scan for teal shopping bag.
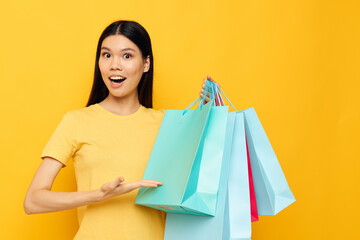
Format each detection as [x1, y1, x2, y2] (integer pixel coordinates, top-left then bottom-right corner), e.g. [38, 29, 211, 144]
[164, 112, 252, 240]
[241, 108, 296, 215]
[135, 82, 229, 216]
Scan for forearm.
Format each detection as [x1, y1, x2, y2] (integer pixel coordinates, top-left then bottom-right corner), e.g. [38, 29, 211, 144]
[24, 158, 161, 215]
[24, 188, 103, 214]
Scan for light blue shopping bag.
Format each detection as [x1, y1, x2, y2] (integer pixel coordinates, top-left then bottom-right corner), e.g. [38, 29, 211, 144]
[217, 84, 295, 215]
[224, 112, 252, 240]
[164, 112, 252, 240]
[241, 108, 296, 215]
[135, 82, 229, 216]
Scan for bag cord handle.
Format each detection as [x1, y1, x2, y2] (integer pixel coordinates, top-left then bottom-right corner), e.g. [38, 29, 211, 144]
[183, 80, 236, 114]
[211, 80, 237, 112]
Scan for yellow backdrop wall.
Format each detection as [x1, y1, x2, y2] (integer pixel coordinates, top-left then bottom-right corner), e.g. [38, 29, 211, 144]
[1, 0, 359, 239]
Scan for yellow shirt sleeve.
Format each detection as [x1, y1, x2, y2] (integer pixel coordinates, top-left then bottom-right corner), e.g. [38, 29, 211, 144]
[41, 112, 78, 166]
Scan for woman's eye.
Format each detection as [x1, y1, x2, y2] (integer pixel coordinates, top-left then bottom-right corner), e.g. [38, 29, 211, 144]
[124, 53, 131, 59]
[102, 53, 111, 58]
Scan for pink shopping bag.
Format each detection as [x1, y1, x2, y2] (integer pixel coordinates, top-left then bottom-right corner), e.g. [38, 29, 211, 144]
[246, 135, 259, 222]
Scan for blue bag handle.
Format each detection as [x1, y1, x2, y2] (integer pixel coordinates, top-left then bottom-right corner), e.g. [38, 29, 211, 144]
[206, 80, 238, 112]
[183, 97, 201, 115]
[183, 80, 236, 115]
[183, 81, 216, 115]
[198, 80, 216, 108]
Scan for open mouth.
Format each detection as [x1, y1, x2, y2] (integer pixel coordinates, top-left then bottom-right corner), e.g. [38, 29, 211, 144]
[109, 76, 126, 83]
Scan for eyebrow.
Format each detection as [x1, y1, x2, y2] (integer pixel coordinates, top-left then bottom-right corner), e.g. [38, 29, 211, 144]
[100, 47, 136, 52]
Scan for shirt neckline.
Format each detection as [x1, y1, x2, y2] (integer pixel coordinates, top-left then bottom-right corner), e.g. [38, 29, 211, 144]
[94, 103, 145, 119]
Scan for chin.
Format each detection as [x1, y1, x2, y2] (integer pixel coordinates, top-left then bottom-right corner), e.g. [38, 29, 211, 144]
[108, 90, 134, 99]
[109, 93, 127, 98]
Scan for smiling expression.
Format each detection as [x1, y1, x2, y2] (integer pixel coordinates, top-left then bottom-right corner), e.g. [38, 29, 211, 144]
[99, 34, 150, 101]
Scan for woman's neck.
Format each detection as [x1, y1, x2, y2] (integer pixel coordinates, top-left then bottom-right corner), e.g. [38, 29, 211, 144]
[98, 95, 141, 116]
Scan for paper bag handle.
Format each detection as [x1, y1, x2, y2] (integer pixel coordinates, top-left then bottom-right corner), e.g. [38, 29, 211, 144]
[206, 80, 237, 112]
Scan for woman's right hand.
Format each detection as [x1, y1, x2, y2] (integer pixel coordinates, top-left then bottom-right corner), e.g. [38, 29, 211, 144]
[98, 177, 163, 201]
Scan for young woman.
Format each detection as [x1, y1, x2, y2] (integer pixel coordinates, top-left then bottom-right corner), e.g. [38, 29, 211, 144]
[24, 20, 214, 239]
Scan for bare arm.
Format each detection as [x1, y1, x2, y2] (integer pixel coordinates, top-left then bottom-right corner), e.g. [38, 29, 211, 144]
[24, 157, 162, 214]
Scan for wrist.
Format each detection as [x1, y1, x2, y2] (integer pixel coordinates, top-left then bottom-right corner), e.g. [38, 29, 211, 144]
[91, 189, 106, 203]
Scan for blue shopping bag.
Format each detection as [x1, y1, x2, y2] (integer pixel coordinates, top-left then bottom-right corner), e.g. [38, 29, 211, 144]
[164, 112, 252, 240]
[224, 112, 252, 240]
[135, 82, 229, 216]
[164, 81, 295, 239]
[240, 108, 296, 215]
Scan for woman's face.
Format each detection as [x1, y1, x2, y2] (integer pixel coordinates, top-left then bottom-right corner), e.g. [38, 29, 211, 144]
[99, 34, 150, 102]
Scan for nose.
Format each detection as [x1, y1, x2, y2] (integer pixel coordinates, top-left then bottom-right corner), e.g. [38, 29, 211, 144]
[110, 57, 122, 70]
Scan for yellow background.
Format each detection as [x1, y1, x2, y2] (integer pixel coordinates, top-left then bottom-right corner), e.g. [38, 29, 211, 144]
[1, 0, 359, 239]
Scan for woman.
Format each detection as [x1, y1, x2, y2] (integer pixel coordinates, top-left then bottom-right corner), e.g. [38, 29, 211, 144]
[24, 20, 213, 239]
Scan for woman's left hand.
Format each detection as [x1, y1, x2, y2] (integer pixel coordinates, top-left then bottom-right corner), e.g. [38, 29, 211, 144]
[199, 75, 219, 103]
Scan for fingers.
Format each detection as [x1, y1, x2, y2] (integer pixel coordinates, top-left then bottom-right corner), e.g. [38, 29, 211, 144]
[100, 178, 163, 201]
[203, 75, 215, 84]
[203, 75, 214, 83]
[199, 89, 210, 98]
[202, 75, 220, 88]
[110, 177, 124, 189]
[200, 79, 211, 102]
[137, 179, 163, 188]
[120, 179, 162, 194]
[101, 177, 124, 192]
[199, 95, 210, 102]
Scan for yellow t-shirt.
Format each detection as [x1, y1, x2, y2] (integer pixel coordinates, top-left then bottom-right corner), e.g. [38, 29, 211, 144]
[41, 103, 166, 240]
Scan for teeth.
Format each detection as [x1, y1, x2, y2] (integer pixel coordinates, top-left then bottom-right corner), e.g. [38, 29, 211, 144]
[110, 76, 126, 80]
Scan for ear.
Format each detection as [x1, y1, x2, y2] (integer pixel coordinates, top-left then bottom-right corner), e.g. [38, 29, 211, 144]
[143, 55, 150, 73]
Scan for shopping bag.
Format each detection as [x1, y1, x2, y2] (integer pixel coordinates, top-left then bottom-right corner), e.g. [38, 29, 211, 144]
[216, 84, 258, 223]
[165, 111, 251, 240]
[135, 83, 229, 216]
[214, 85, 258, 222]
[214, 82, 295, 215]
[246, 136, 259, 222]
[241, 108, 296, 215]
[223, 112, 252, 239]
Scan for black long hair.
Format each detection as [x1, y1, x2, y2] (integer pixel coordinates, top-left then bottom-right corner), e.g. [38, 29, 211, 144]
[86, 20, 154, 108]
